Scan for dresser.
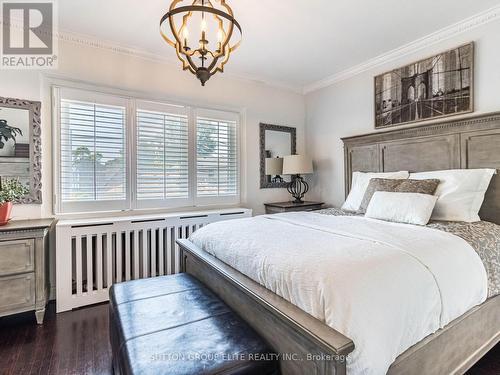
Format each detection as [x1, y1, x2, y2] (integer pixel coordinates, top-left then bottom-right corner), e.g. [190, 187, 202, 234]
[264, 201, 324, 214]
[0, 219, 53, 324]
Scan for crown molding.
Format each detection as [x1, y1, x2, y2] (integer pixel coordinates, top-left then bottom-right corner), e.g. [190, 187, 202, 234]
[0, 17, 303, 94]
[57, 30, 171, 63]
[5, 5, 499, 97]
[303, 4, 500, 95]
[55, 30, 303, 94]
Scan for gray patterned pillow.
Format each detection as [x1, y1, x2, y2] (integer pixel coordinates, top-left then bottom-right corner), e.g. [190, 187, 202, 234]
[395, 179, 440, 194]
[359, 178, 440, 213]
[358, 179, 402, 213]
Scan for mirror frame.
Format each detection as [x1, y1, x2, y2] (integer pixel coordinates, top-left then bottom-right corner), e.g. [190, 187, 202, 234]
[260, 123, 296, 189]
[0, 96, 42, 204]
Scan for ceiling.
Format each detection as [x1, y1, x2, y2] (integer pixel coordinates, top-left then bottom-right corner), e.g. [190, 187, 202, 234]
[59, 0, 500, 91]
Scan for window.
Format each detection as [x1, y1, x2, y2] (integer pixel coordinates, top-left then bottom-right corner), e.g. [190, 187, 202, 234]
[136, 102, 190, 208]
[196, 109, 238, 203]
[58, 89, 129, 213]
[54, 86, 240, 214]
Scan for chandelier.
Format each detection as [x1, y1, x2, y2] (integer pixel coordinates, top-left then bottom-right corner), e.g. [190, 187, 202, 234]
[160, 0, 242, 86]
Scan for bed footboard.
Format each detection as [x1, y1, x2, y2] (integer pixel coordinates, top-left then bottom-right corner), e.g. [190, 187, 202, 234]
[177, 239, 355, 375]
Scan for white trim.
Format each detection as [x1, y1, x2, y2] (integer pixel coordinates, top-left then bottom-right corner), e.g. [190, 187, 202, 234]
[238, 108, 248, 206]
[17, 5, 500, 95]
[54, 30, 303, 94]
[196, 107, 240, 122]
[55, 207, 252, 312]
[55, 86, 131, 214]
[42, 73, 245, 114]
[188, 106, 197, 208]
[303, 4, 500, 94]
[0, 15, 299, 93]
[127, 97, 137, 209]
[60, 200, 129, 214]
[51, 86, 61, 214]
[133, 197, 194, 210]
[194, 108, 241, 207]
[134, 100, 192, 209]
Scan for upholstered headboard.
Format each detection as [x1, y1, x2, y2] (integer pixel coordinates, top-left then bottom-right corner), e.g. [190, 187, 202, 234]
[342, 112, 500, 225]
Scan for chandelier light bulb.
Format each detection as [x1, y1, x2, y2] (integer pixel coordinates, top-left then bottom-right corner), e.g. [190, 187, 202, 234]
[182, 28, 189, 49]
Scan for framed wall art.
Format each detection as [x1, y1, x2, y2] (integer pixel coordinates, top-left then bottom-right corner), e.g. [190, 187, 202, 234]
[374, 42, 474, 129]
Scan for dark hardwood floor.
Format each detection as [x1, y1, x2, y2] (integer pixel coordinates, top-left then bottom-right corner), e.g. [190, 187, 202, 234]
[0, 302, 498, 375]
[0, 302, 111, 375]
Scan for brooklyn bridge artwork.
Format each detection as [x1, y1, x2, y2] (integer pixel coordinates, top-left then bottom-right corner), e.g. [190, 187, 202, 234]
[374, 43, 473, 128]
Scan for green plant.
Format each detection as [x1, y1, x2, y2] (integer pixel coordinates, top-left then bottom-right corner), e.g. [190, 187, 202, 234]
[0, 119, 23, 149]
[0, 177, 29, 204]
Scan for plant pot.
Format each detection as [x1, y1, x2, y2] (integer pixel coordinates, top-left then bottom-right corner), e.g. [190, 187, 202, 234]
[0, 139, 15, 157]
[0, 202, 13, 225]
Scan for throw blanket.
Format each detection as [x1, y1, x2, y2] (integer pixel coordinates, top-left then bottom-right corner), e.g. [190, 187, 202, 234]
[319, 207, 500, 297]
[190, 212, 488, 375]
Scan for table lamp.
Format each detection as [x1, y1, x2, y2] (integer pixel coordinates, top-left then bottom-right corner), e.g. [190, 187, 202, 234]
[265, 157, 284, 183]
[282, 155, 313, 203]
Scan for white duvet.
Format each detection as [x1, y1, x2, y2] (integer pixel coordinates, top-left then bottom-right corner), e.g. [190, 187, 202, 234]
[189, 212, 488, 374]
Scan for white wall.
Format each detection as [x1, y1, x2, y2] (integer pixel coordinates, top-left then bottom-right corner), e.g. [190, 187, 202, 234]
[305, 20, 500, 207]
[1, 39, 305, 220]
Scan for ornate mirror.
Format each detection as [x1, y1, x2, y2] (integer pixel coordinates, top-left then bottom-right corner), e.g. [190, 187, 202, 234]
[0, 96, 42, 203]
[260, 123, 296, 189]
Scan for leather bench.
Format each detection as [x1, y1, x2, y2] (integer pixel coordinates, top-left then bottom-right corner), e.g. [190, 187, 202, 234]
[109, 273, 279, 375]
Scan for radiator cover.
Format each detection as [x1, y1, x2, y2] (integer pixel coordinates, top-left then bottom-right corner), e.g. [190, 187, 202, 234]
[55, 208, 251, 312]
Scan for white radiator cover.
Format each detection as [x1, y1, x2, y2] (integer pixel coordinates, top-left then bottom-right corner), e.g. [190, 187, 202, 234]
[55, 208, 251, 312]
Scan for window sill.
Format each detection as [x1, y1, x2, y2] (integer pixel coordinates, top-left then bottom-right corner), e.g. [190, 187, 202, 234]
[53, 202, 244, 221]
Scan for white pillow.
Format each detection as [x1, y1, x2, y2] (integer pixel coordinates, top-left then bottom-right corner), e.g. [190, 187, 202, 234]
[409, 169, 496, 222]
[365, 192, 438, 225]
[342, 171, 409, 212]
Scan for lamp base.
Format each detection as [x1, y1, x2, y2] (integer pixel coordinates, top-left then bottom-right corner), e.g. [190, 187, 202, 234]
[287, 175, 309, 204]
[271, 175, 284, 183]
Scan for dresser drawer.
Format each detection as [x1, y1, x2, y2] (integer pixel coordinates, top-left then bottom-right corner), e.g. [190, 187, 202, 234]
[0, 273, 35, 313]
[0, 239, 35, 276]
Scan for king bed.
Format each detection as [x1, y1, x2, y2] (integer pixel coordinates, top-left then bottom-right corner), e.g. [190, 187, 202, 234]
[177, 112, 500, 375]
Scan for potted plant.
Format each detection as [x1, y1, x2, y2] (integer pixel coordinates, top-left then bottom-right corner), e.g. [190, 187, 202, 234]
[0, 118, 23, 157]
[0, 177, 29, 225]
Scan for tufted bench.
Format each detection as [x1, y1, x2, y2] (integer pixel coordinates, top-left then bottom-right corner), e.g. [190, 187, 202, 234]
[109, 273, 279, 375]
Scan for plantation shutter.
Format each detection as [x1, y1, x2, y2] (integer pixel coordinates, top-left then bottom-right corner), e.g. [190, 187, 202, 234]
[136, 102, 190, 207]
[55, 86, 241, 214]
[196, 109, 239, 202]
[59, 89, 128, 212]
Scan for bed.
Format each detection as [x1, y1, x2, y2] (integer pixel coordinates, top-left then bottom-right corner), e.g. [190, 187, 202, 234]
[177, 112, 500, 375]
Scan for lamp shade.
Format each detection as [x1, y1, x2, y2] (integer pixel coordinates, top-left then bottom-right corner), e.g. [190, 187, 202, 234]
[283, 155, 313, 175]
[265, 157, 283, 175]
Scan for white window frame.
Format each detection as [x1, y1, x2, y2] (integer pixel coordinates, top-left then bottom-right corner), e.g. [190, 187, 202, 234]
[52, 81, 242, 215]
[133, 100, 193, 210]
[194, 108, 241, 207]
[53, 87, 132, 214]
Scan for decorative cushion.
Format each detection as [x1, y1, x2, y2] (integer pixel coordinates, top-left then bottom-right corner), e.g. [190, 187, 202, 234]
[341, 171, 409, 212]
[410, 169, 496, 222]
[359, 178, 440, 213]
[358, 179, 404, 213]
[395, 179, 441, 194]
[365, 192, 439, 225]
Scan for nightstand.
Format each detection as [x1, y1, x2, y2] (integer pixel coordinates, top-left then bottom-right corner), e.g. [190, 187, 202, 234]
[264, 201, 324, 214]
[0, 219, 52, 324]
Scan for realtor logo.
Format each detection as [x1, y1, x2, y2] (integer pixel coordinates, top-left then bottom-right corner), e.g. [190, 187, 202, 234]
[1, 0, 58, 69]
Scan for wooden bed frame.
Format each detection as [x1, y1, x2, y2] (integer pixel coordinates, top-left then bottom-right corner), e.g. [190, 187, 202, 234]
[177, 112, 500, 374]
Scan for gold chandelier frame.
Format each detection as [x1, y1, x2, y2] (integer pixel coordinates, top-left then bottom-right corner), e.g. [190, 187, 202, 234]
[160, 0, 242, 85]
